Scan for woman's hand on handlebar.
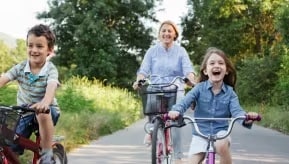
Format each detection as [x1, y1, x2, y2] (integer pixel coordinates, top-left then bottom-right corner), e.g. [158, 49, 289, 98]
[168, 111, 180, 120]
[185, 72, 197, 87]
[132, 81, 139, 90]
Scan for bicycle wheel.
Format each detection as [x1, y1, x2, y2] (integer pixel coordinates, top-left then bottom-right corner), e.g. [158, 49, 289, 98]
[53, 146, 68, 164]
[151, 118, 167, 164]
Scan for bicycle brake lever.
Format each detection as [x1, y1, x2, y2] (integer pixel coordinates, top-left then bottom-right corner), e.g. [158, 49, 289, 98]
[177, 115, 186, 127]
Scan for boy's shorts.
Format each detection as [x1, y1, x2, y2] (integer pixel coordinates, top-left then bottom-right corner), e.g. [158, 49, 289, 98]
[11, 105, 60, 155]
[188, 130, 231, 157]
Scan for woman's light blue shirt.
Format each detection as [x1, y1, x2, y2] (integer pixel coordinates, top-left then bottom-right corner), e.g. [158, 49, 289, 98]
[137, 42, 194, 89]
[172, 80, 249, 136]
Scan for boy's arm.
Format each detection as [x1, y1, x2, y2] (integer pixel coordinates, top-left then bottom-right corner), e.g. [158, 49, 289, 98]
[0, 75, 11, 88]
[41, 81, 58, 105]
[31, 81, 58, 112]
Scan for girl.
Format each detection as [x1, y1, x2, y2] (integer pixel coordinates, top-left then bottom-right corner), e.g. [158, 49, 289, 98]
[168, 47, 259, 164]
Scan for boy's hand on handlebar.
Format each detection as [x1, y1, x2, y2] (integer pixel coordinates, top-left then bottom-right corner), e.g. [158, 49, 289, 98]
[30, 102, 50, 114]
[168, 111, 180, 120]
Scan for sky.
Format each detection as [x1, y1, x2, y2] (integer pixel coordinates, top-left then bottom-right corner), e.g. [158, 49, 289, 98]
[0, 0, 188, 39]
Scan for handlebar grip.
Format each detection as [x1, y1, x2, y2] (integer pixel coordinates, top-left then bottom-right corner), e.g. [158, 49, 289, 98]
[245, 114, 262, 121]
[11, 105, 50, 114]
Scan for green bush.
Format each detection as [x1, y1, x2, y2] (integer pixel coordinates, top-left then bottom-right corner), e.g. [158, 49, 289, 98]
[0, 76, 142, 162]
[237, 56, 280, 105]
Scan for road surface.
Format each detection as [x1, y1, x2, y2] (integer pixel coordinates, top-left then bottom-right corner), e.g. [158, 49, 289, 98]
[67, 118, 289, 164]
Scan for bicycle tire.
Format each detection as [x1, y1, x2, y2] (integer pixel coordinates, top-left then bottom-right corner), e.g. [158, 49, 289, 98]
[53, 147, 67, 164]
[151, 118, 167, 164]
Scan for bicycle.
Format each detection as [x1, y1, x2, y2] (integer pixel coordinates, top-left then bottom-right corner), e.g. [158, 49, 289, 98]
[0, 104, 67, 164]
[138, 76, 190, 164]
[176, 114, 262, 164]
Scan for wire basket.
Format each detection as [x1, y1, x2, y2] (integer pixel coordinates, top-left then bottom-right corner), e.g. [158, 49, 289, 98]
[139, 83, 178, 115]
[0, 109, 20, 146]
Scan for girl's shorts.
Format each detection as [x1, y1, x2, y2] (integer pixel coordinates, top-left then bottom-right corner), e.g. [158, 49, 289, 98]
[188, 130, 231, 157]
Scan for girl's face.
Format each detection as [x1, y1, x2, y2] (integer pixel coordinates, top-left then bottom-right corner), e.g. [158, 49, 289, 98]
[203, 53, 227, 84]
[27, 34, 53, 66]
[159, 24, 177, 45]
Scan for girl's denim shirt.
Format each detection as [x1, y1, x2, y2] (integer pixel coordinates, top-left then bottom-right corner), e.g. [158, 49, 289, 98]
[172, 80, 250, 136]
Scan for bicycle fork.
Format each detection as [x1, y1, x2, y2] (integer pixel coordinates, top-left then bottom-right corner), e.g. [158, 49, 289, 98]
[205, 139, 216, 164]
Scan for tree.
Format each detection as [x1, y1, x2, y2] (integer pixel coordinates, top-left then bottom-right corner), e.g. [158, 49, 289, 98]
[37, 0, 160, 87]
[11, 39, 27, 63]
[181, 0, 288, 105]
[0, 41, 13, 73]
[181, 0, 285, 64]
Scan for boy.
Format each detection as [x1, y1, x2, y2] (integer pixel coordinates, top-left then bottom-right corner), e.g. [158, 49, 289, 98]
[0, 24, 60, 164]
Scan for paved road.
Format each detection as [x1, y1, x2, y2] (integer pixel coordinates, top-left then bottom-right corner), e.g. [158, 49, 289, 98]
[67, 118, 289, 164]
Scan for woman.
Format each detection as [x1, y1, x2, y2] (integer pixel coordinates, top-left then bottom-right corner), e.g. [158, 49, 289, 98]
[133, 20, 196, 162]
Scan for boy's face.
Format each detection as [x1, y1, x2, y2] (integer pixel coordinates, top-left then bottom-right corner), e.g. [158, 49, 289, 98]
[27, 34, 53, 65]
[203, 53, 228, 83]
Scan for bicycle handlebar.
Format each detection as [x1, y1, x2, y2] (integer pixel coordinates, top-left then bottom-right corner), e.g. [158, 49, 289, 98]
[0, 104, 50, 114]
[137, 76, 191, 87]
[167, 114, 261, 140]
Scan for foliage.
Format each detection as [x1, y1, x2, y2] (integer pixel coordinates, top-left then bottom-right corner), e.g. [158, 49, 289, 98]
[181, 0, 285, 65]
[0, 76, 142, 161]
[275, 3, 289, 45]
[248, 105, 289, 135]
[237, 55, 280, 105]
[0, 39, 27, 73]
[57, 76, 142, 122]
[274, 48, 289, 105]
[181, 0, 289, 108]
[37, 0, 160, 88]
[10, 39, 27, 63]
[0, 41, 13, 73]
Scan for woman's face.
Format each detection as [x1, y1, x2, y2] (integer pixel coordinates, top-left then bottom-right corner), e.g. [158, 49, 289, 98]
[159, 24, 177, 45]
[203, 53, 228, 84]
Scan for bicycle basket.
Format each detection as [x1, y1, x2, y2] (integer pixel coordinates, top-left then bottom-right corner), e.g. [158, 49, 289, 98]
[0, 109, 20, 146]
[139, 83, 178, 115]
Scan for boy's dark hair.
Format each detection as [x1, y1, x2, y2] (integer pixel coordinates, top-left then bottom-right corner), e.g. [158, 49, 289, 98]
[26, 24, 56, 50]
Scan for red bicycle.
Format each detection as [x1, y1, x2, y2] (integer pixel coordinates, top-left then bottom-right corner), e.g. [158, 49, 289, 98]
[138, 76, 189, 164]
[0, 104, 67, 164]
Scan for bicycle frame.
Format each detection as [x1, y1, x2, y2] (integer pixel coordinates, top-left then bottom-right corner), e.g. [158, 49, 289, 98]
[138, 76, 192, 164]
[149, 114, 174, 164]
[1, 122, 66, 164]
[0, 105, 67, 164]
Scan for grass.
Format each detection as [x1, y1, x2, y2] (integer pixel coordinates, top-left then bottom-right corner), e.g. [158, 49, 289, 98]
[247, 105, 289, 134]
[0, 76, 142, 162]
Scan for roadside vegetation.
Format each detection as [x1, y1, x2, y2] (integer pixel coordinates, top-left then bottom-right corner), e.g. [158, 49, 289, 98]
[0, 77, 142, 161]
[0, 76, 288, 162]
[1, 0, 289, 162]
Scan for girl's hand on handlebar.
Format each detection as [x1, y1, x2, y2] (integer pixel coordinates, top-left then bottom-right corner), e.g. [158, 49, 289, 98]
[244, 112, 259, 124]
[168, 111, 180, 120]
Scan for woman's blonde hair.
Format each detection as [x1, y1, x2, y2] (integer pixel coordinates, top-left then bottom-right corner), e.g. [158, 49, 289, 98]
[158, 20, 179, 41]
